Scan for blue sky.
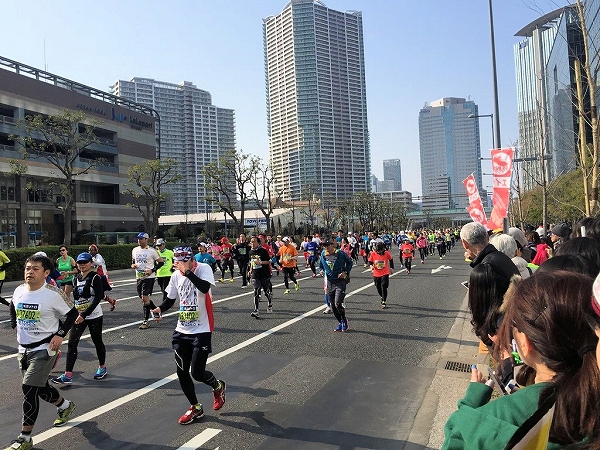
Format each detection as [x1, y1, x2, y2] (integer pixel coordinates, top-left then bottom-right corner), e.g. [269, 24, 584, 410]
[2, 0, 562, 197]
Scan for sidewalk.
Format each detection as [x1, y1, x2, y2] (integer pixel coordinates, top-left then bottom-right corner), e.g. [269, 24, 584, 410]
[406, 292, 490, 449]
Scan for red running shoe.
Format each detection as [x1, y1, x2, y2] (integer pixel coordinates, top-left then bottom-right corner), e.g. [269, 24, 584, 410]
[213, 380, 226, 410]
[178, 404, 204, 425]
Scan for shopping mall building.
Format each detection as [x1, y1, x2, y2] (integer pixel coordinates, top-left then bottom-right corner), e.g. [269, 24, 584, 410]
[0, 56, 158, 248]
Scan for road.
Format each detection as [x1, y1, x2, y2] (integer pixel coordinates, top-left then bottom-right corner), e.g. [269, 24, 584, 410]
[0, 249, 471, 450]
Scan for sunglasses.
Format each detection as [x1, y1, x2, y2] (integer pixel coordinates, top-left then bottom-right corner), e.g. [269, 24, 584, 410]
[59, 249, 66, 252]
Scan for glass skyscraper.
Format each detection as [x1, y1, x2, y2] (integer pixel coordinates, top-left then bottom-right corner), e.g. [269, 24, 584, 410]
[263, 0, 370, 201]
[418, 98, 483, 211]
[111, 78, 236, 215]
[383, 159, 402, 191]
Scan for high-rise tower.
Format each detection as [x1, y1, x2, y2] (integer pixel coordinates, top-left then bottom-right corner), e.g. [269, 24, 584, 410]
[111, 78, 236, 215]
[419, 98, 483, 210]
[263, 0, 370, 201]
[383, 159, 402, 191]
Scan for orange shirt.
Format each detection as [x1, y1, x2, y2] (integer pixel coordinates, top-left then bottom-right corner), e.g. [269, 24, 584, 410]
[400, 243, 414, 258]
[277, 244, 298, 268]
[368, 251, 393, 277]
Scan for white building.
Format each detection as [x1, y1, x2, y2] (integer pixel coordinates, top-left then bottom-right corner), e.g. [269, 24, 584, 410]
[111, 78, 236, 215]
[263, 0, 370, 202]
[418, 97, 483, 210]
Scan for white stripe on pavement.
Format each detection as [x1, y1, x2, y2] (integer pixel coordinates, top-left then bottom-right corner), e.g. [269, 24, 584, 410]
[176, 428, 222, 450]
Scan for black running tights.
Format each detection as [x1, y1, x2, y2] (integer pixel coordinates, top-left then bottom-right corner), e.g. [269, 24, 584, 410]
[174, 340, 218, 405]
[22, 383, 60, 427]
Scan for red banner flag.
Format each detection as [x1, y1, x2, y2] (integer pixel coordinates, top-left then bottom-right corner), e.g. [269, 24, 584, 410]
[462, 174, 488, 226]
[488, 148, 514, 231]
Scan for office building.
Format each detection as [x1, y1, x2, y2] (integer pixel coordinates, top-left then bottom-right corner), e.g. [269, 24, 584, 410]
[263, 0, 370, 202]
[514, 6, 587, 191]
[418, 97, 483, 210]
[383, 159, 402, 191]
[111, 78, 236, 215]
[0, 56, 157, 247]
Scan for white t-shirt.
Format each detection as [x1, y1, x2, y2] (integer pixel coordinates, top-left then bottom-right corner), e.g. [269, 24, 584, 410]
[92, 253, 108, 277]
[165, 263, 215, 334]
[73, 274, 104, 320]
[12, 283, 73, 352]
[132, 246, 161, 279]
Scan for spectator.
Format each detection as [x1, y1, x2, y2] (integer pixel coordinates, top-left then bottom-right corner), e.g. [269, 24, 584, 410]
[550, 222, 571, 252]
[443, 271, 600, 448]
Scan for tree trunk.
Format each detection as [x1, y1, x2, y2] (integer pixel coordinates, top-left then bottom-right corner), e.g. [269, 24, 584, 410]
[575, 59, 591, 216]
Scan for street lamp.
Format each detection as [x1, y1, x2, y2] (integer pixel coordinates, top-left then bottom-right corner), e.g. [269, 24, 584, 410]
[468, 113, 495, 149]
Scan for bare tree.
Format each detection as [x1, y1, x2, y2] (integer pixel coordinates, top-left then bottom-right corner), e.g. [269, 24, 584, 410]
[300, 183, 320, 234]
[9, 109, 103, 244]
[122, 158, 181, 238]
[248, 160, 280, 232]
[575, 0, 599, 215]
[201, 150, 256, 235]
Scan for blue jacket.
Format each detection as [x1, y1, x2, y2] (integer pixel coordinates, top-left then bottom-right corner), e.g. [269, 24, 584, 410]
[319, 249, 353, 281]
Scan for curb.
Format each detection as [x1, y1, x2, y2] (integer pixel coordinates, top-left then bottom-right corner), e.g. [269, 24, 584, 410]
[407, 292, 490, 449]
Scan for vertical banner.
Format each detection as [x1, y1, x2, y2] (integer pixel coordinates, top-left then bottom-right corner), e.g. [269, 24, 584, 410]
[488, 148, 514, 231]
[462, 174, 488, 226]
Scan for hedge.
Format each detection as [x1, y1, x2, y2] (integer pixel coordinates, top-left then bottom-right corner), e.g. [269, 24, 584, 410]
[1, 241, 181, 282]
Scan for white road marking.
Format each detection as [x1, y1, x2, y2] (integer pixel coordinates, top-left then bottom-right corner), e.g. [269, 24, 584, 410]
[176, 428, 222, 449]
[25, 280, 377, 446]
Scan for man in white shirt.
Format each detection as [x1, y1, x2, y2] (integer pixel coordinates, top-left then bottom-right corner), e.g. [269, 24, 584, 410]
[151, 246, 226, 425]
[8, 254, 79, 449]
[131, 232, 164, 329]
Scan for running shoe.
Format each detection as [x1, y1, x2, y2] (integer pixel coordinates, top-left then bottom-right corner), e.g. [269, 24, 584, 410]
[213, 380, 226, 410]
[53, 401, 75, 427]
[311, 273, 316, 278]
[267, 304, 273, 312]
[6, 437, 33, 450]
[284, 289, 290, 295]
[93, 367, 107, 380]
[229, 278, 234, 283]
[178, 404, 204, 425]
[341, 318, 349, 332]
[251, 310, 260, 318]
[334, 321, 343, 332]
[105, 295, 117, 311]
[139, 321, 150, 330]
[218, 278, 224, 283]
[294, 283, 299, 291]
[51, 373, 72, 385]
[381, 301, 387, 309]
[323, 306, 332, 314]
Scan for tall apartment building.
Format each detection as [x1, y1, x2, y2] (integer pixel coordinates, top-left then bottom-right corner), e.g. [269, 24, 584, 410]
[263, 0, 370, 202]
[383, 159, 402, 191]
[418, 98, 483, 210]
[111, 78, 236, 215]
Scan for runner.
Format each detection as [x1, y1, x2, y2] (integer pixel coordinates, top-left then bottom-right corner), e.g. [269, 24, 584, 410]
[233, 233, 251, 288]
[150, 246, 226, 425]
[319, 240, 353, 332]
[131, 231, 164, 330]
[56, 245, 77, 299]
[52, 252, 108, 384]
[155, 238, 174, 302]
[415, 233, 428, 264]
[248, 236, 273, 317]
[219, 237, 235, 283]
[400, 238, 415, 274]
[368, 241, 394, 308]
[8, 254, 78, 450]
[89, 244, 117, 311]
[278, 237, 299, 294]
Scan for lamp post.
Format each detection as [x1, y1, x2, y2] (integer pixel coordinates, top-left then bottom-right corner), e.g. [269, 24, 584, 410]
[467, 113, 495, 149]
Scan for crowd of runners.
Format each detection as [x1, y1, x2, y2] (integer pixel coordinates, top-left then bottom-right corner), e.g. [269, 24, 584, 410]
[4, 226, 464, 450]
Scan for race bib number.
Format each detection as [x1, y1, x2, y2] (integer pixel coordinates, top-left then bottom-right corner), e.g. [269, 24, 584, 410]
[374, 260, 386, 269]
[251, 256, 262, 269]
[179, 306, 199, 323]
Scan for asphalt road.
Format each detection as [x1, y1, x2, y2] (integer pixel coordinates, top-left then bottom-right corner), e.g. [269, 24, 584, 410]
[0, 248, 471, 450]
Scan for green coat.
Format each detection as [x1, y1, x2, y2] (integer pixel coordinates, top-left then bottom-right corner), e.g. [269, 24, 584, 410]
[442, 381, 559, 449]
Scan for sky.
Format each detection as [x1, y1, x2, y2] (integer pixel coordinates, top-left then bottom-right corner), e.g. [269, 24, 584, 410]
[2, 0, 568, 197]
